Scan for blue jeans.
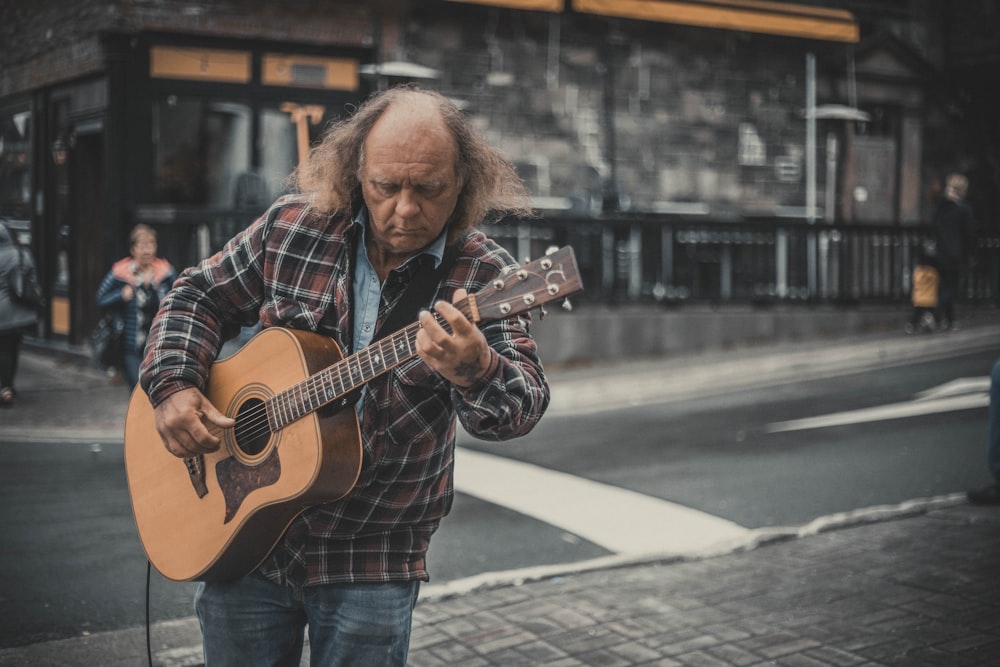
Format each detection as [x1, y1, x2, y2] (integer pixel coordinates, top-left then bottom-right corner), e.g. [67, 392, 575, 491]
[989, 359, 1000, 483]
[195, 573, 420, 666]
[123, 351, 141, 392]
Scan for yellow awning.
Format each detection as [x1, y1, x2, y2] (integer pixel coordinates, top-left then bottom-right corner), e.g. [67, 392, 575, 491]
[446, 0, 858, 43]
[572, 0, 859, 43]
[447, 0, 563, 11]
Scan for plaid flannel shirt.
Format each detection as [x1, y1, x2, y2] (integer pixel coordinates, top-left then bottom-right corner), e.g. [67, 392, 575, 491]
[140, 195, 550, 587]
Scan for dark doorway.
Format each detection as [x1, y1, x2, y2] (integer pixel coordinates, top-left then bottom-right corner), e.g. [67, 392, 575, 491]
[69, 130, 107, 343]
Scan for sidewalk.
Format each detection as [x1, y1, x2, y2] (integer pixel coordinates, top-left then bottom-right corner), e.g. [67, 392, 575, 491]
[409, 501, 1000, 666]
[7, 314, 1000, 441]
[2, 322, 1000, 665]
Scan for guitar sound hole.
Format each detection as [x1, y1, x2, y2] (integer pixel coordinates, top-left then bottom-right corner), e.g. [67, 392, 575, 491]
[234, 398, 271, 457]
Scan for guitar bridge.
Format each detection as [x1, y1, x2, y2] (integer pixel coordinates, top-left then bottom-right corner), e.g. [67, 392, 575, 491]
[184, 455, 208, 498]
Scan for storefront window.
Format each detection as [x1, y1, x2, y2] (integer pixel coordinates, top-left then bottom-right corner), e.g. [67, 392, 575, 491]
[257, 106, 300, 206]
[0, 106, 32, 224]
[153, 95, 252, 207]
[152, 95, 346, 210]
[258, 102, 343, 205]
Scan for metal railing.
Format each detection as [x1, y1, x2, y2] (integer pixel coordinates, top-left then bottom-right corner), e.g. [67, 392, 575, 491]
[144, 207, 1000, 307]
[488, 216, 1000, 306]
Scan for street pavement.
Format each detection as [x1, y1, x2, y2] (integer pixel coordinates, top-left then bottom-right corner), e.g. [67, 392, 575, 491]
[2, 319, 1000, 665]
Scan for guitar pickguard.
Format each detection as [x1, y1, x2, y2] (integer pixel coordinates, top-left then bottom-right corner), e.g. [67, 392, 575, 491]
[216, 451, 281, 523]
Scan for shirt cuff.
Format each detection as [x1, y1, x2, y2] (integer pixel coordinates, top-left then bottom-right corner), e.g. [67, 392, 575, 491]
[458, 347, 501, 398]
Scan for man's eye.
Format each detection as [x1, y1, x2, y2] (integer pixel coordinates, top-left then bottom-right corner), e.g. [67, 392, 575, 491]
[418, 185, 445, 198]
[375, 182, 398, 195]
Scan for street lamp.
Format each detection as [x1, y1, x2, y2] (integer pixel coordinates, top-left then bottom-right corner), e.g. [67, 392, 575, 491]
[804, 53, 870, 224]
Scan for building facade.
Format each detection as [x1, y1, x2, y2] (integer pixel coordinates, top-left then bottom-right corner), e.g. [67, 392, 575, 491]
[1, 0, 996, 344]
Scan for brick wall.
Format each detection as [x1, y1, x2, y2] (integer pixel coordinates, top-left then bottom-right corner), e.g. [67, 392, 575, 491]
[0, 0, 376, 96]
[405, 6, 820, 218]
[0, 1, 955, 222]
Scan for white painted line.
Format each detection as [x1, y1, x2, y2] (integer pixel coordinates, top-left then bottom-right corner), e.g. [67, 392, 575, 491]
[0, 428, 123, 444]
[453, 447, 750, 556]
[914, 377, 990, 401]
[766, 393, 987, 433]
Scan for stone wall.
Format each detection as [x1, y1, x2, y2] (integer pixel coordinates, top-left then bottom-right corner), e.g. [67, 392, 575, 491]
[0, 0, 377, 95]
[0, 0, 971, 224]
[403, 5, 844, 220]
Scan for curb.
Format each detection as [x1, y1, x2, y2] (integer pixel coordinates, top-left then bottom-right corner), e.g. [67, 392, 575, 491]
[418, 491, 969, 601]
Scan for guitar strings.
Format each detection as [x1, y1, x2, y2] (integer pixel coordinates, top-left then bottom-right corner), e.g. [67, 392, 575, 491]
[208, 310, 457, 446]
[184, 274, 555, 450]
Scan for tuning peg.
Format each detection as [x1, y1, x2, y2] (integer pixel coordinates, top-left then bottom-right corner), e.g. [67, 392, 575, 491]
[538, 306, 548, 320]
[561, 299, 573, 312]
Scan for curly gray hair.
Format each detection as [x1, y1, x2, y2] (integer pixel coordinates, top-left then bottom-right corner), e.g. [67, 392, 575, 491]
[292, 85, 534, 240]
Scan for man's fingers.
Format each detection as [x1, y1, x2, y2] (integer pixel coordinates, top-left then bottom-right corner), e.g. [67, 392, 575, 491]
[155, 389, 229, 458]
[168, 418, 220, 457]
[167, 432, 207, 458]
[415, 289, 491, 387]
[430, 292, 475, 337]
[202, 403, 236, 429]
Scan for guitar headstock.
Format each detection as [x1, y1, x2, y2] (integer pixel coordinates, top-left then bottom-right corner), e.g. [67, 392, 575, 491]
[468, 246, 583, 324]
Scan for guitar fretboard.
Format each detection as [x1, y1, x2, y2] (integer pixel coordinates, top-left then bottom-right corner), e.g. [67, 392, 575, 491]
[265, 311, 455, 431]
[243, 246, 580, 434]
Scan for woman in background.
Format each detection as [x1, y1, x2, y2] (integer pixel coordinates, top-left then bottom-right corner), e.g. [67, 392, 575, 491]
[0, 222, 40, 407]
[96, 224, 176, 391]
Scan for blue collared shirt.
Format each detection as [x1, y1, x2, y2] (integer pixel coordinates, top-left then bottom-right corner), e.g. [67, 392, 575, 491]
[351, 209, 447, 418]
[351, 207, 447, 354]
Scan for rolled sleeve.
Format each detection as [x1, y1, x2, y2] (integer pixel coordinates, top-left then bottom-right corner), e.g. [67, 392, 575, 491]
[454, 317, 550, 441]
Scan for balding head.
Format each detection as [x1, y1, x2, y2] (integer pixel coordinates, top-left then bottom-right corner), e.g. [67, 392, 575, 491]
[361, 91, 459, 183]
[295, 85, 533, 237]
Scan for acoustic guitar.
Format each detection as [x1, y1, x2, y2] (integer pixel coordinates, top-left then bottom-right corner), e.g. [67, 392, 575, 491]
[124, 247, 582, 582]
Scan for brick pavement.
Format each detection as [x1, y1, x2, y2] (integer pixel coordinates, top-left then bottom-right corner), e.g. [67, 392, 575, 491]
[408, 503, 1000, 666]
[1, 501, 996, 666]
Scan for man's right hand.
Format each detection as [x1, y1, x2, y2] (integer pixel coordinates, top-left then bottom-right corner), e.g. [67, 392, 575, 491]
[154, 388, 235, 458]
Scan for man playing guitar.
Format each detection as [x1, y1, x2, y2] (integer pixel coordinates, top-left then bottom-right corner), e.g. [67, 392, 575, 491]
[137, 86, 552, 665]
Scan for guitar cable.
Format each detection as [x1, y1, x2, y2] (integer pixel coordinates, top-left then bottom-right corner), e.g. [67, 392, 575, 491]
[145, 560, 153, 667]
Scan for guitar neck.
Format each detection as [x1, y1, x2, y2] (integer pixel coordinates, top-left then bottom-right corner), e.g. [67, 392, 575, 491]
[266, 299, 472, 430]
[261, 245, 583, 431]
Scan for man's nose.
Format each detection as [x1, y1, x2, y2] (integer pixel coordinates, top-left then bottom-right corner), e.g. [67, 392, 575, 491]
[395, 188, 420, 217]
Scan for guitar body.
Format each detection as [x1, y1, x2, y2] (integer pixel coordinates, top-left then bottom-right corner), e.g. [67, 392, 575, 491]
[124, 327, 363, 582]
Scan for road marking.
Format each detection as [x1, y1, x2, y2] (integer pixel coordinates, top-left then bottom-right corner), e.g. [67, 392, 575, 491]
[453, 447, 750, 556]
[914, 377, 990, 400]
[766, 377, 989, 434]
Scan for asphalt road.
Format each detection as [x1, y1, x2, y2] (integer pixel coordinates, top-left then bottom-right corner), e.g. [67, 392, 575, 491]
[0, 331, 997, 649]
[425, 347, 995, 583]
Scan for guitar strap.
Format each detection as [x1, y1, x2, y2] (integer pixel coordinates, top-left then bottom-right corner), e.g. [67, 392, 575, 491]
[369, 242, 460, 344]
[331, 239, 459, 413]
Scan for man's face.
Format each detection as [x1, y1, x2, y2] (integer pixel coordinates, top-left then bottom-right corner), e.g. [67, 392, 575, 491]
[360, 107, 462, 261]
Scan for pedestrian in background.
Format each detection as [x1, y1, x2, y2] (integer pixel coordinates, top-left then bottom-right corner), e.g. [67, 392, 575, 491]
[96, 224, 176, 391]
[932, 172, 976, 330]
[0, 222, 41, 407]
[967, 359, 1000, 505]
[904, 243, 939, 334]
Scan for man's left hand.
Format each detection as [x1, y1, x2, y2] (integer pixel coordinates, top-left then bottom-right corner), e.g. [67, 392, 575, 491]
[417, 288, 492, 387]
